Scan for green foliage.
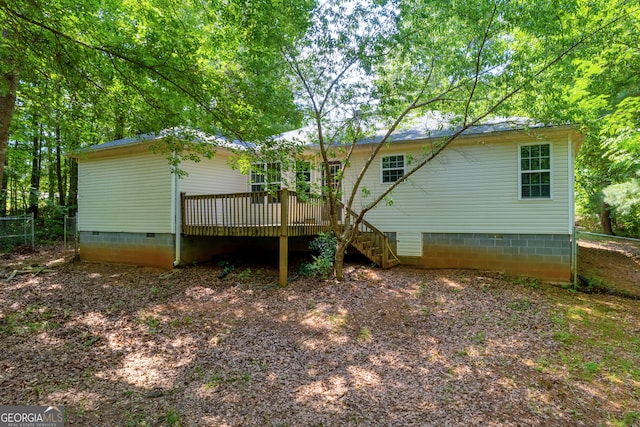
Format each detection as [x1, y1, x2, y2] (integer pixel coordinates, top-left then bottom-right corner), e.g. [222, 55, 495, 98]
[299, 232, 337, 279]
[217, 260, 236, 279]
[603, 179, 640, 237]
[144, 316, 160, 334]
[501, 1, 639, 235]
[282, 0, 631, 278]
[1, 0, 314, 221]
[82, 335, 101, 348]
[357, 326, 372, 342]
[163, 408, 182, 427]
[610, 411, 640, 427]
[509, 276, 540, 289]
[37, 201, 66, 242]
[205, 372, 250, 389]
[237, 268, 252, 281]
[0, 307, 59, 336]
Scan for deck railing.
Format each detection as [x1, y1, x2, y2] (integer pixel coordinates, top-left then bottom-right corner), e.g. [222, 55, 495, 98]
[181, 189, 398, 269]
[181, 189, 332, 237]
[342, 204, 393, 268]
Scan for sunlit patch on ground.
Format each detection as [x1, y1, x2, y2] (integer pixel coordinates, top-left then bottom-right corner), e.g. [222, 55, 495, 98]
[99, 353, 176, 389]
[0, 246, 638, 426]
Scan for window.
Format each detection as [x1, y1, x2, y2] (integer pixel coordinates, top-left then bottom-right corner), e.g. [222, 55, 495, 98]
[322, 161, 343, 221]
[250, 166, 265, 194]
[381, 154, 405, 183]
[296, 161, 311, 196]
[520, 144, 551, 199]
[251, 162, 281, 203]
[322, 161, 342, 195]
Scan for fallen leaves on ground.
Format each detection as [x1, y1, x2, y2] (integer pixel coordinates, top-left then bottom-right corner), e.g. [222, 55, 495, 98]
[0, 246, 638, 426]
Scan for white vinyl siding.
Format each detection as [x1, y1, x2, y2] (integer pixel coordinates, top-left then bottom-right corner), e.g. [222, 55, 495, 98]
[180, 154, 247, 195]
[345, 134, 572, 256]
[78, 152, 173, 233]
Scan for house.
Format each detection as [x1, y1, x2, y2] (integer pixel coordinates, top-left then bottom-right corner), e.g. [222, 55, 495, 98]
[70, 119, 583, 282]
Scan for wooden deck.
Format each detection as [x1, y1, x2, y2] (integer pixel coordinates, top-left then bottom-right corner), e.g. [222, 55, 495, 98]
[181, 189, 332, 237]
[180, 189, 398, 285]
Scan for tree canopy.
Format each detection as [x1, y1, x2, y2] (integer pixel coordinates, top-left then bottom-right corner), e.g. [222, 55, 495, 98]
[277, 0, 638, 277]
[1, 0, 638, 261]
[0, 0, 314, 191]
[513, 0, 640, 234]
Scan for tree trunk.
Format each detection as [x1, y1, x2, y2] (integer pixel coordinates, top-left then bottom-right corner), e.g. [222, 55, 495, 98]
[0, 71, 18, 190]
[334, 242, 347, 280]
[10, 171, 17, 215]
[47, 144, 56, 203]
[28, 120, 42, 218]
[0, 169, 7, 216]
[67, 158, 78, 216]
[600, 200, 615, 235]
[56, 123, 66, 206]
[114, 112, 125, 140]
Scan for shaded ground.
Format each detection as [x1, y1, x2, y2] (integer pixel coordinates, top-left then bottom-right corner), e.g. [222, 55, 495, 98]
[578, 236, 640, 298]
[1, 246, 639, 426]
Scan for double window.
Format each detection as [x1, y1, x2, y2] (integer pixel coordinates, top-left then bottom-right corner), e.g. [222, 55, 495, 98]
[295, 161, 312, 196]
[381, 154, 405, 183]
[251, 162, 281, 203]
[520, 143, 551, 199]
[323, 161, 342, 195]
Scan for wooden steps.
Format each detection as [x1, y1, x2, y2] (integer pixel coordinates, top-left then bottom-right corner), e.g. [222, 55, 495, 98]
[343, 209, 400, 269]
[180, 190, 400, 270]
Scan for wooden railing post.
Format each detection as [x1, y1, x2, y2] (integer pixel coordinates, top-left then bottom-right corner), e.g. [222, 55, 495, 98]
[279, 189, 289, 287]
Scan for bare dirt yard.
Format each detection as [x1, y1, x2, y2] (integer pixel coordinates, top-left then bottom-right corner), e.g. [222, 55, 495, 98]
[578, 237, 640, 299]
[1, 246, 639, 426]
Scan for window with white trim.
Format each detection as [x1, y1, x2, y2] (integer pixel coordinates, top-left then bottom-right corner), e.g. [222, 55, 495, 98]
[520, 143, 551, 199]
[295, 161, 311, 196]
[381, 154, 405, 183]
[250, 162, 281, 203]
[323, 161, 342, 195]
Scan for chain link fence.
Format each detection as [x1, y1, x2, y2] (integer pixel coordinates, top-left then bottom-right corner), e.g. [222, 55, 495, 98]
[0, 213, 35, 252]
[64, 215, 78, 255]
[574, 229, 640, 298]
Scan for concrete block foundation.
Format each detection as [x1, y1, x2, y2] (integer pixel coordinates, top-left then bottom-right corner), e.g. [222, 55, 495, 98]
[416, 232, 572, 281]
[79, 231, 175, 269]
[80, 232, 317, 269]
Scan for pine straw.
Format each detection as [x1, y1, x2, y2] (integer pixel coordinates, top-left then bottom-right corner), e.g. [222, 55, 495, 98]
[0, 248, 638, 426]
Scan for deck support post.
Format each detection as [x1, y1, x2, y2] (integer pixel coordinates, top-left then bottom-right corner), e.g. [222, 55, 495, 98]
[279, 235, 288, 287]
[382, 234, 389, 269]
[279, 189, 289, 287]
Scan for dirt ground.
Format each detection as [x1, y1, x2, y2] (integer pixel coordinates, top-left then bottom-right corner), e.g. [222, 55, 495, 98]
[1, 246, 639, 426]
[578, 237, 640, 298]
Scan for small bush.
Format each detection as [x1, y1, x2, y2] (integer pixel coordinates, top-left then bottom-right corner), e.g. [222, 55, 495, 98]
[37, 201, 67, 242]
[603, 179, 640, 237]
[299, 232, 337, 279]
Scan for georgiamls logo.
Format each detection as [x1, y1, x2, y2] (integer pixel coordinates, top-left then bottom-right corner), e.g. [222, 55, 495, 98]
[0, 405, 64, 426]
[44, 406, 63, 415]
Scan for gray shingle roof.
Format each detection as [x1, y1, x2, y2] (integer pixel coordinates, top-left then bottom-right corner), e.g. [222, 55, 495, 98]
[374, 117, 544, 144]
[77, 129, 238, 153]
[83, 133, 162, 151]
[276, 115, 551, 147]
[79, 116, 558, 154]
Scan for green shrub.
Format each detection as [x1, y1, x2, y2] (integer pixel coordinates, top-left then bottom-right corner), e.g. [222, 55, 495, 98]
[603, 179, 640, 237]
[37, 201, 67, 242]
[299, 232, 337, 279]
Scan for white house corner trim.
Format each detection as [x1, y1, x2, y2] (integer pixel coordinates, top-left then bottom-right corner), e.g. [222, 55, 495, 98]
[568, 134, 576, 235]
